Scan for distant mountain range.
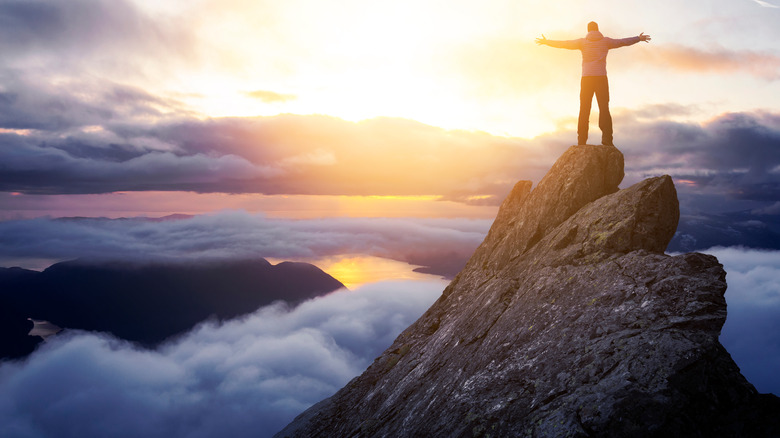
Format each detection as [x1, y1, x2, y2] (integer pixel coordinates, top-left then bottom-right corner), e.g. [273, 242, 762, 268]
[0, 258, 344, 360]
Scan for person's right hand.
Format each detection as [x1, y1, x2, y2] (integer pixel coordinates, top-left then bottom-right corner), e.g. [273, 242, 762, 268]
[639, 32, 651, 42]
[535, 34, 547, 45]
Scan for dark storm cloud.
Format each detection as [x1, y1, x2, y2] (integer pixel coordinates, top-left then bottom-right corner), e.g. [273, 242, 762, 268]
[0, 212, 490, 276]
[615, 111, 780, 207]
[0, 135, 274, 195]
[0, 280, 444, 438]
[0, 72, 188, 131]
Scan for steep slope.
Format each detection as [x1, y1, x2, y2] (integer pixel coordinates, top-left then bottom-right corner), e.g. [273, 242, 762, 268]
[277, 145, 780, 437]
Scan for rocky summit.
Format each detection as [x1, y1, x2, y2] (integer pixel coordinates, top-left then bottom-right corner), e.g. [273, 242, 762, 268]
[276, 145, 780, 438]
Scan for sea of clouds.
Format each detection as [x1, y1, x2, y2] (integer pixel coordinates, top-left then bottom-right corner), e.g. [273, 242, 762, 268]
[707, 247, 780, 395]
[0, 215, 778, 437]
[0, 279, 445, 438]
[0, 212, 491, 273]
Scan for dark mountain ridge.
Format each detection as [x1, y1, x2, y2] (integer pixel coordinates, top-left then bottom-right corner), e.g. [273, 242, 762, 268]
[0, 258, 344, 359]
[277, 145, 780, 437]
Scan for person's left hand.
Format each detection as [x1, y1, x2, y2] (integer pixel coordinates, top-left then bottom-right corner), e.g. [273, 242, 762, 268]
[639, 32, 651, 42]
[535, 34, 547, 45]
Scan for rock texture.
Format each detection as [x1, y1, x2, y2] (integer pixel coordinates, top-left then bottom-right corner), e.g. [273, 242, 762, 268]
[276, 145, 780, 438]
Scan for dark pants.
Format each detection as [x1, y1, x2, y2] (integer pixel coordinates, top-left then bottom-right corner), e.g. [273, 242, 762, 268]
[578, 76, 612, 146]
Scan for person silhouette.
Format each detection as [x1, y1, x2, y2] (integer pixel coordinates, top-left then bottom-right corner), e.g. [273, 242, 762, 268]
[536, 22, 650, 146]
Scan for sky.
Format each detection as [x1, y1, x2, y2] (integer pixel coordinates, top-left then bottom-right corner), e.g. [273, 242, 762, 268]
[1, 0, 780, 436]
[0, 0, 779, 218]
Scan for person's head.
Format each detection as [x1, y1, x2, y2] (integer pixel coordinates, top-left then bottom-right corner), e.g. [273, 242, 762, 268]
[587, 21, 599, 32]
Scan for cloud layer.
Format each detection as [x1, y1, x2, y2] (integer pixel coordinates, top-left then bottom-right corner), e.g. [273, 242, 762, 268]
[0, 113, 561, 203]
[0, 279, 445, 438]
[616, 111, 780, 209]
[704, 247, 780, 395]
[0, 213, 491, 276]
[0, 109, 778, 214]
[0, 248, 777, 438]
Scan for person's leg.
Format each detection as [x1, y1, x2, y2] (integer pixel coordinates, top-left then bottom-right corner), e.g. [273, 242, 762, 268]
[595, 76, 613, 146]
[578, 77, 595, 145]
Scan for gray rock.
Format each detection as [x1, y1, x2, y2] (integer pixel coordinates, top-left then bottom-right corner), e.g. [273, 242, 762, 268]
[469, 144, 624, 277]
[276, 145, 780, 438]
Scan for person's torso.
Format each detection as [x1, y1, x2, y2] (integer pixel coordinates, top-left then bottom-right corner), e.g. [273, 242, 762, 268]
[580, 31, 610, 76]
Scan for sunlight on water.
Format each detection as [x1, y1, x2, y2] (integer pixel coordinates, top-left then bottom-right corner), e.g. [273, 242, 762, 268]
[270, 255, 441, 290]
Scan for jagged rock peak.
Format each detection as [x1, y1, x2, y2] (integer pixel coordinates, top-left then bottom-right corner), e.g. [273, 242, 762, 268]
[276, 145, 780, 438]
[468, 144, 625, 276]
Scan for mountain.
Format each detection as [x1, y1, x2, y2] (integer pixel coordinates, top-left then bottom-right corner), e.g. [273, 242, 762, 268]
[276, 145, 780, 437]
[0, 258, 344, 359]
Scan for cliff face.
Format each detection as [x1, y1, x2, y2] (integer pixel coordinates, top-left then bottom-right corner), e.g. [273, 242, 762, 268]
[276, 145, 780, 437]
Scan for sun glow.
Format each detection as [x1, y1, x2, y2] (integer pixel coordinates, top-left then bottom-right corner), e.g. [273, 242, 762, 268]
[1, 191, 498, 221]
[146, 0, 575, 138]
[302, 255, 439, 289]
[98, 0, 778, 141]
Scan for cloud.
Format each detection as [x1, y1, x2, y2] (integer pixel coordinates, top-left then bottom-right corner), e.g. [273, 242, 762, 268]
[623, 103, 703, 120]
[0, 0, 193, 74]
[1, 113, 563, 201]
[1, 73, 779, 214]
[0, 128, 279, 195]
[0, 71, 190, 131]
[753, 201, 780, 215]
[244, 90, 297, 103]
[701, 247, 780, 395]
[1, 105, 779, 212]
[648, 45, 780, 80]
[0, 212, 491, 277]
[0, 279, 444, 438]
[753, 0, 780, 8]
[615, 111, 780, 208]
[0, 0, 199, 138]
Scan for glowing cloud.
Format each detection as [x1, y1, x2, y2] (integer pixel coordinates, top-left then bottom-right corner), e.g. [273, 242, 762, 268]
[245, 90, 297, 103]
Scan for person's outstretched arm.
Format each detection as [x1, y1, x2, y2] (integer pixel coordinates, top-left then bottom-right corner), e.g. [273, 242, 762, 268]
[536, 34, 582, 50]
[608, 32, 651, 49]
